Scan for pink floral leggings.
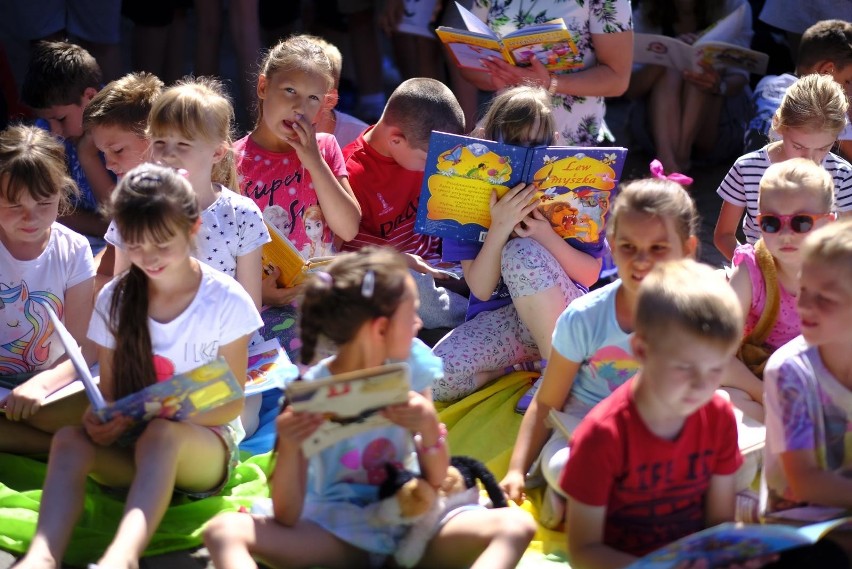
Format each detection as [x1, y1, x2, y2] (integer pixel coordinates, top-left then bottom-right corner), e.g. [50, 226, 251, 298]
[432, 237, 585, 402]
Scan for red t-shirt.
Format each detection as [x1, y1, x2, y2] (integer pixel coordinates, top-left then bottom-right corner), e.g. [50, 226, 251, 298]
[340, 128, 440, 260]
[233, 133, 347, 256]
[560, 379, 742, 557]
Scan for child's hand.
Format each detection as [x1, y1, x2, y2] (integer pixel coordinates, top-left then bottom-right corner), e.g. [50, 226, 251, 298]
[261, 265, 305, 306]
[284, 112, 323, 171]
[382, 391, 438, 435]
[82, 407, 133, 447]
[1, 381, 50, 421]
[499, 469, 527, 505]
[677, 32, 700, 45]
[514, 207, 558, 244]
[275, 405, 324, 451]
[683, 62, 723, 94]
[490, 183, 540, 240]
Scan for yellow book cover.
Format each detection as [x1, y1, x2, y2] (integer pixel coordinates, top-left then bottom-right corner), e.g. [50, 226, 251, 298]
[261, 220, 333, 288]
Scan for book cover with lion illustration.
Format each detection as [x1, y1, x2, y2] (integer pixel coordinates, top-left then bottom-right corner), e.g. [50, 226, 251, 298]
[415, 131, 627, 251]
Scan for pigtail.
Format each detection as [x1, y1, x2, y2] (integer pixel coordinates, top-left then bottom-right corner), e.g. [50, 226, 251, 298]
[109, 265, 157, 400]
[213, 138, 238, 190]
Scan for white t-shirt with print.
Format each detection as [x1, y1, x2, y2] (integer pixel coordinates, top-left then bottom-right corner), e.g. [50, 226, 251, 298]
[0, 223, 95, 375]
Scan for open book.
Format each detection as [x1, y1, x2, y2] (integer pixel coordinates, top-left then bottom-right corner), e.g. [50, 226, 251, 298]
[285, 363, 411, 457]
[414, 131, 627, 245]
[436, 2, 581, 73]
[244, 338, 299, 396]
[634, 4, 768, 74]
[626, 517, 852, 568]
[262, 220, 334, 288]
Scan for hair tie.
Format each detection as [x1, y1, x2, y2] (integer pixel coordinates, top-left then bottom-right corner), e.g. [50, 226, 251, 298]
[650, 159, 693, 186]
[315, 271, 333, 288]
[361, 270, 375, 299]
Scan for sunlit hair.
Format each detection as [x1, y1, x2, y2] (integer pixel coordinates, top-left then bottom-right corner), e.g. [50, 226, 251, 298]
[758, 157, 835, 213]
[0, 124, 78, 214]
[479, 84, 555, 147]
[21, 41, 101, 109]
[382, 78, 465, 150]
[772, 73, 848, 137]
[635, 259, 743, 349]
[299, 247, 410, 365]
[148, 76, 237, 189]
[83, 71, 164, 137]
[801, 219, 852, 283]
[606, 178, 699, 245]
[107, 163, 200, 400]
[297, 34, 343, 86]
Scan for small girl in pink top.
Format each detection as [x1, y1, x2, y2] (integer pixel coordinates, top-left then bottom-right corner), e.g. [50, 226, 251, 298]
[724, 158, 836, 421]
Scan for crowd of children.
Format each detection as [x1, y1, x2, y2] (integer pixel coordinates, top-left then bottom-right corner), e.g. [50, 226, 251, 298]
[0, 6, 851, 569]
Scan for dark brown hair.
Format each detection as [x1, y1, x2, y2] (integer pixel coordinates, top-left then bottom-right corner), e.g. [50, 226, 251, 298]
[21, 41, 102, 109]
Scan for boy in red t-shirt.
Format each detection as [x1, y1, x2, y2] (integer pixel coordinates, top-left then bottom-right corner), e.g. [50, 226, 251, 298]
[561, 259, 744, 567]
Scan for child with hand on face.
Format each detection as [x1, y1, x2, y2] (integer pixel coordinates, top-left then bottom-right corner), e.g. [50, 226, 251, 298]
[723, 159, 836, 422]
[204, 247, 536, 569]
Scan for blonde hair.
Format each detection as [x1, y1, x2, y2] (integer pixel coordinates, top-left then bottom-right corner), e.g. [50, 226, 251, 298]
[606, 178, 699, 245]
[148, 76, 237, 189]
[297, 34, 342, 86]
[801, 219, 852, 280]
[636, 259, 743, 349]
[758, 157, 835, 212]
[0, 124, 78, 214]
[772, 73, 849, 137]
[83, 71, 164, 137]
[479, 84, 555, 147]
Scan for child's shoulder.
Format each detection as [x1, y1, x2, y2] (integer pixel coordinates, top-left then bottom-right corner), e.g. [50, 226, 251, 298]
[564, 280, 620, 315]
[823, 151, 852, 174]
[765, 335, 811, 377]
[214, 184, 264, 215]
[731, 147, 771, 168]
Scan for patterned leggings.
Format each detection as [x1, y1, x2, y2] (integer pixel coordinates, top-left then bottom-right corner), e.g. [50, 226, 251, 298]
[432, 237, 584, 402]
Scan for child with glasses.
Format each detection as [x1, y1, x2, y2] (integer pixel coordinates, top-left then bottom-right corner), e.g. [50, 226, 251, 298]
[723, 158, 836, 422]
[714, 73, 851, 262]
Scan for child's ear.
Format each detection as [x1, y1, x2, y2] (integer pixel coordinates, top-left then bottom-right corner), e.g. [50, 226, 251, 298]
[630, 333, 648, 364]
[324, 89, 339, 112]
[257, 74, 268, 100]
[212, 141, 229, 164]
[388, 127, 407, 147]
[812, 60, 838, 77]
[190, 216, 203, 237]
[81, 86, 98, 106]
[684, 235, 699, 258]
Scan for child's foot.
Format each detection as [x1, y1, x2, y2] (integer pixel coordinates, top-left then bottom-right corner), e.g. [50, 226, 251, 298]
[13, 553, 58, 569]
[515, 377, 544, 415]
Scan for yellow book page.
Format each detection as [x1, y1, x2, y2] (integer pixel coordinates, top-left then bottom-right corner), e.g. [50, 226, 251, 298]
[500, 29, 581, 72]
[436, 28, 509, 70]
[261, 220, 308, 288]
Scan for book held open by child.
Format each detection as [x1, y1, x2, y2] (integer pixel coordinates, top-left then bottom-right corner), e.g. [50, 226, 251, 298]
[285, 363, 411, 457]
[436, 1, 581, 73]
[262, 220, 333, 288]
[414, 131, 627, 248]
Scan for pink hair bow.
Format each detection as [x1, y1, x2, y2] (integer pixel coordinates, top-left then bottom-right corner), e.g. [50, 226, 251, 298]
[650, 159, 693, 186]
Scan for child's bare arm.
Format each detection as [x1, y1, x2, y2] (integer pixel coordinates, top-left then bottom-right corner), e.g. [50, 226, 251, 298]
[384, 388, 449, 489]
[271, 407, 320, 526]
[714, 202, 745, 262]
[77, 131, 116, 206]
[234, 248, 263, 310]
[566, 498, 637, 569]
[704, 473, 737, 527]
[722, 265, 765, 405]
[780, 449, 852, 508]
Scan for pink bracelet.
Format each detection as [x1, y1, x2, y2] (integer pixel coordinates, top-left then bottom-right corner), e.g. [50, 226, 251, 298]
[414, 422, 448, 455]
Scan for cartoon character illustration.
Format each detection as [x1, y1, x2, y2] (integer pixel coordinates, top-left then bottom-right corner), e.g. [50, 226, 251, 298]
[436, 144, 512, 183]
[0, 281, 62, 375]
[263, 205, 293, 237]
[300, 205, 335, 259]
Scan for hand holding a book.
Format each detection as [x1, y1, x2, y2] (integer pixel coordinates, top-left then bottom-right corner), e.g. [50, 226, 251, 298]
[262, 265, 305, 306]
[1, 380, 50, 422]
[275, 404, 324, 453]
[82, 406, 133, 447]
[381, 390, 439, 435]
[481, 54, 552, 93]
[683, 61, 724, 95]
[490, 183, 540, 240]
[514, 207, 559, 245]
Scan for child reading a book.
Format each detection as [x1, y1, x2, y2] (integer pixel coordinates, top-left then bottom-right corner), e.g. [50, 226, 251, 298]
[203, 247, 536, 569]
[714, 73, 852, 261]
[499, 177, 700, 528]
[0, 125, 96, 455]
[722, 159, 837, 423]
[562, 258, 744, 567]
[432, 85, 603, 402]
[762, 220, 852, 525]
[233, 34, 361, 361]
[15, 163, 263, 569]
[103, 77, 271, 436]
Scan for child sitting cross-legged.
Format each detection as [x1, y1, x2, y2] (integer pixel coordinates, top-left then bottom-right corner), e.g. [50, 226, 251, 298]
[563, 259, 745, 568]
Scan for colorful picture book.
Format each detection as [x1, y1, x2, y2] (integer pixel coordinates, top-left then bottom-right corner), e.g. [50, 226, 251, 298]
[634, 4, 768, 74]
[626, 517, 852, 568]
[414, 131, 627, 247]
[262, 220, 334, 288]
[244, 338, 299, 396]
[285, 363, 411, 457]
[436, 2, 581, 73]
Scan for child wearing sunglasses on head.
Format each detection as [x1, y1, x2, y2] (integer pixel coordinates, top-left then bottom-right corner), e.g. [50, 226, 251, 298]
[723, 158, 836, 423]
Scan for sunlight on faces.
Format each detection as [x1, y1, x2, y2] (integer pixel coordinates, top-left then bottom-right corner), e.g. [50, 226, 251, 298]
[797, 260, 852, 347]
[0, 176, 59, 249]
[775, 127, 838, 163]
[91, 124, 151, 179]
[36, 102, 86, 139]
[124, 227, 195, 280]
[611, 211, 696, 294]
[149, 129, 225, 184]
[758, 189, 834, 262]
[256, 67, 329, 151]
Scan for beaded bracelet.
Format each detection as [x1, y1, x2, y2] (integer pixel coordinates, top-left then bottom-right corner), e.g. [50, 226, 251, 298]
[548, 74, 559, 96]
[414, 422, 448, 455]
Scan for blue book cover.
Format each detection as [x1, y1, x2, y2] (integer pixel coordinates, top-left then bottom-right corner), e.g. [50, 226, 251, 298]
[414, 131, 627, 251]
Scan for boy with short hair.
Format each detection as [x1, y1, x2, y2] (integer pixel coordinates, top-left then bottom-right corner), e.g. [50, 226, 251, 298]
[20, 40, 113, 251]
[341, 77, 468, 329]
[562, 259, 744, 568]
[745, 19, 852, 159]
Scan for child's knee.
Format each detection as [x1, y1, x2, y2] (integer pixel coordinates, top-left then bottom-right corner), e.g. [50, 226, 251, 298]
[134, 418, 183, 455]
[498, 508, 537, 543]
[204, 512, 249, 550]
[52, 425, 95, 458]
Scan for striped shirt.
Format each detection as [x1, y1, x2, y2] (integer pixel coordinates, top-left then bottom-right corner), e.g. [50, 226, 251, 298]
[717, 148, 852, 243]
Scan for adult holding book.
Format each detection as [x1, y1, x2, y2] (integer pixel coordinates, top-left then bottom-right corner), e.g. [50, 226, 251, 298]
[454, 0, 633, 147]
[624, 0, 754, 174]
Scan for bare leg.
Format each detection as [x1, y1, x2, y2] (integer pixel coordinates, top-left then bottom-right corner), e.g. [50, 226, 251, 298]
[240, 393, 262, 439]
[648, 68, 685, 173]
[0, 392, 87, 454]
[512, 285, 568, 361]
[678, 82, 722, 168]
[204, 513, 371, 569]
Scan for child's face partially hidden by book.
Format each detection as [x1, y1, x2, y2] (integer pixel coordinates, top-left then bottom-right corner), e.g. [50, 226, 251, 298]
[384, 275, 422, 362]
[634, 329, 735, 420]
[389, 138, 428, 172]
[91, 124, 151, 179]
[797, 260, 852, 349]
[256, 67, 328, 151]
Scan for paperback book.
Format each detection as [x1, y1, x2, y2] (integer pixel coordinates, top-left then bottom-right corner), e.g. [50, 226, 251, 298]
[285, 363, 411, 457]
[436, 2, 581, 72]
[262, 220, 334, 288]
[244, 338, 299, 396]
[414, 131, 627, 248]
